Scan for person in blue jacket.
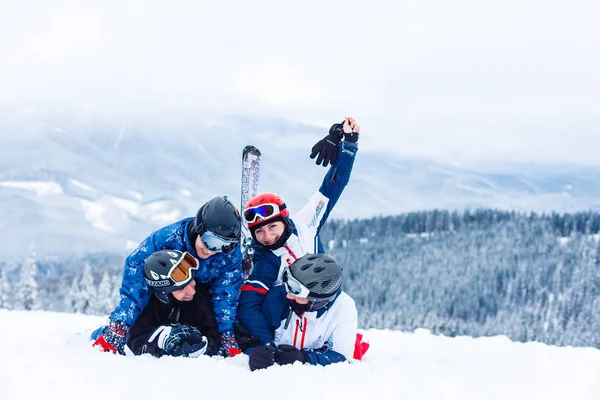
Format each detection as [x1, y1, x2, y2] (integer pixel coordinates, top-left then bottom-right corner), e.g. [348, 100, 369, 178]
[91, 196, 244, 357]
[237, 116, 360, 345]
[245, 253, 358, 370]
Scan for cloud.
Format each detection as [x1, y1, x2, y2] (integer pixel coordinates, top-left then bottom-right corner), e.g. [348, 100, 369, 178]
[0, 0, 599, 166]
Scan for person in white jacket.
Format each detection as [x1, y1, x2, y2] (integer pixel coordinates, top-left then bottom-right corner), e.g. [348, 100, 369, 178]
[246, 253, 358, 370]
[238, 117, 360, 345]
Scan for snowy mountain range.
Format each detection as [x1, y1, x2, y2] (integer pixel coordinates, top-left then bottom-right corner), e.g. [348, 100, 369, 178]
[2, 109, 600, 259]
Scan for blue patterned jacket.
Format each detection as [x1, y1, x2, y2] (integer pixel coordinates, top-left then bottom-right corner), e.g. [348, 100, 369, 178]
[110, 218, 243, 334]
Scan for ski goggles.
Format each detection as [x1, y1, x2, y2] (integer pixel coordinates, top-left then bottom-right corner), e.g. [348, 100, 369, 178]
[169, 251, 199, 286]
[200, 230, 238, 254]
[244, 203, 285, 224]
[283, 268, 311, 299]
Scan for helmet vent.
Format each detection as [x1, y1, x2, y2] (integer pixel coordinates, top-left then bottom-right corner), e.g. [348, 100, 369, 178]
[300, 262, 313, 271]
[305, 282, 318, 289]
[314, 266, 325, 273]
[322, 279, 332, 288]
[159, 261, 167, 267]
[323, 259, 336, 264]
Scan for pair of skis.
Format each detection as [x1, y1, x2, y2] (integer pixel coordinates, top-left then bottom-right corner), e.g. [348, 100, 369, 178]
[240, 145, 261, 276]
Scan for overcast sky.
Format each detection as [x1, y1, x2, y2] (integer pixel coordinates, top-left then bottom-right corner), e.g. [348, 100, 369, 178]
[0, 0, 599, 166]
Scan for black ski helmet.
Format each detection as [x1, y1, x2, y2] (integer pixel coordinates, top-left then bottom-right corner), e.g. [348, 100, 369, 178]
[288, 253, 343, 309]
[143, 250, 198, 304]
[192, 196, 241, 240]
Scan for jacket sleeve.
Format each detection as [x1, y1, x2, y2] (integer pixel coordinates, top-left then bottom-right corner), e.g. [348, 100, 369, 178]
[305, 295, 358, 366]
[237, 248, 281, 344]
[208, 247, 244, 334]
[305, 348, 347, 366]
[126, 317, 168, 357]
[109, 234, 159, 327]
[293, 141, 358, 238]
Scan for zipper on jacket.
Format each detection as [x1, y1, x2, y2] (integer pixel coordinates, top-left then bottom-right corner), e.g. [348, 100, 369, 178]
[283, 245, 299, 264]
[168, 307, 180, 323]
[293, 316, 308, 349]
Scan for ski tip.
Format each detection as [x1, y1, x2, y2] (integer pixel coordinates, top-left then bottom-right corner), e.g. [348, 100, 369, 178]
[243, 145, 261, 155]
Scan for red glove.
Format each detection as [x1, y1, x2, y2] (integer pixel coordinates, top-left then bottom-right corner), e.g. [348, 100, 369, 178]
[354, 333, 370, 360]
[92, 320, 129, 355]
[218, 330, 242, 357]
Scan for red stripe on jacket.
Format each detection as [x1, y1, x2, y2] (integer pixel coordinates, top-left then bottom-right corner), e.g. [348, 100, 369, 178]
[241, 285, 267, 295]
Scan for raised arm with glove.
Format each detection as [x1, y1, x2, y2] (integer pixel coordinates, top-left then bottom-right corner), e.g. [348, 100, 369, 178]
[310, 116, 360, 167]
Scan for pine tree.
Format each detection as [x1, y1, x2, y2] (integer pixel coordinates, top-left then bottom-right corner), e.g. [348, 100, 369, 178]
[0, 267, 12, 310]
[65, 277, 80, 313]
[14, 243, 41, 311]
[96, 271, 114, 315]
[78, 263, 97, 314]
[111, 274, 122, 310]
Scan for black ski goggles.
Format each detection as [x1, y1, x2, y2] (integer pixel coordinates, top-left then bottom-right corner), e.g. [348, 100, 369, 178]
[200, 230, 238, 254]
[283, 268, 311, 298]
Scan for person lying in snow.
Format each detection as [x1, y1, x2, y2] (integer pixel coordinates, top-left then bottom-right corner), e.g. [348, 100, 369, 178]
[91, 196, 244, 358]
[125, 249, 222, 358]
[240, 253, 368, 371]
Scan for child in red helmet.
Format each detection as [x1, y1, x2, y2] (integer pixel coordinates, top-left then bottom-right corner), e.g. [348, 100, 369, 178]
[237, 117, 360, 346]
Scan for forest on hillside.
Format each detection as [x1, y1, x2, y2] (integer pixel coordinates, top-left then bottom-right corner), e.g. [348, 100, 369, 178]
[2, 209, 599, 348]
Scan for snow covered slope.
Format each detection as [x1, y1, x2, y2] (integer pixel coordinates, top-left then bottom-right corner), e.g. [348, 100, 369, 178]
[0, 309, 598, 400]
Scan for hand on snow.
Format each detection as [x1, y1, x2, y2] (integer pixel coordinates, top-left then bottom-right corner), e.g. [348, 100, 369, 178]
[218, 329, 242, 357]
[151, 324, 208, 358]
[249, 343, 277, 371]
[92, 320, 130, 355]
[274, 344, 308, 365]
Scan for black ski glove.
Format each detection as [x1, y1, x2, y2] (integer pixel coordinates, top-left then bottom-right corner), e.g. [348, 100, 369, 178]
[309, 122, 344, 167]
[171, 338, 209, 358]
[274, 344, 309, 365]
[249, 343, 277, 371]
[159, 324, 208, 358]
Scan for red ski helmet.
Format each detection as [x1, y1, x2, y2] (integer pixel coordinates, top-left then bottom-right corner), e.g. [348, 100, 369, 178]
[244, 192, 292, 248]
[244, 192, 289, 228]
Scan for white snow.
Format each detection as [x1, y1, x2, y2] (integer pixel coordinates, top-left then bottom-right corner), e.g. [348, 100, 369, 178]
[149, 210, 182, 224]
[79, 199, 115, 233]
[69, 179, 96, 193]
[110, 197, 181, 224]
[126, 190, 143, 201]
[1, 309, 598, 400]
[110, 196, 140, 214]
[0, 180, 63, 196]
